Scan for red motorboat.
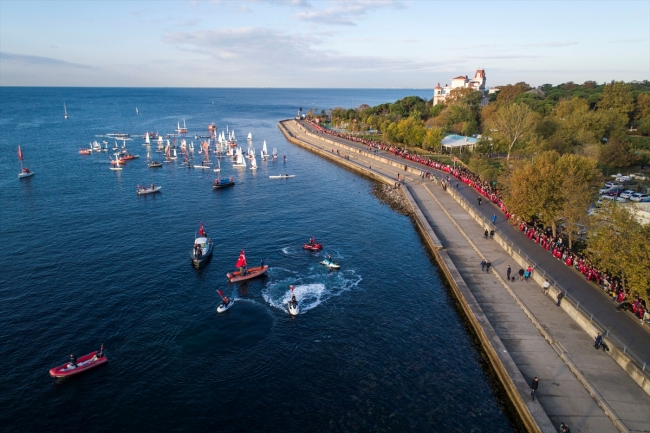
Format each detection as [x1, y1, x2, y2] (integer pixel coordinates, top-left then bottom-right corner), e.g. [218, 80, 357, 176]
[49, 346, 107, 378]
[226, 250, 268, 282]
[303, 237, 323, 252]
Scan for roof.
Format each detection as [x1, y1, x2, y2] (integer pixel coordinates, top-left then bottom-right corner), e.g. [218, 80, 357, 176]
[435, 83, 442, 89]
[452, 75, 467, 80]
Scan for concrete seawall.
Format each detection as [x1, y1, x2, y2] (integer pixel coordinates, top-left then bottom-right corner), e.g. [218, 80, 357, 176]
[279, 120, 554, 432]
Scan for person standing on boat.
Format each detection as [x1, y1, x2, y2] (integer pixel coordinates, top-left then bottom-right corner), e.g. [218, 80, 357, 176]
[260, 259, 265, 268]
[70, 354, 77, 367]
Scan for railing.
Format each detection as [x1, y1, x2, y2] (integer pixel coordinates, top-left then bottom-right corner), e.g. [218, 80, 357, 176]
[449, 187, 648, 372]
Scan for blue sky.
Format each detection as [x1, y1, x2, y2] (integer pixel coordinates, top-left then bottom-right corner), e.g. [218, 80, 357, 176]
[1, 0, 648, 88]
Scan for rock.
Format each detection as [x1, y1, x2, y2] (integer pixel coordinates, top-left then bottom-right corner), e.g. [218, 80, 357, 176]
[371, 183, 412, 216]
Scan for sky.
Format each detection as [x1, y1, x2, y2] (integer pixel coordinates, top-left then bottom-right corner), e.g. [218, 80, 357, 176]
[0, 0, 648, 88]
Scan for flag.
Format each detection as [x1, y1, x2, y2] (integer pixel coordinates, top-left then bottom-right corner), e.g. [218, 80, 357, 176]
[235, 250, 247, 268]
[199, 222, 204, 235]
[18, 145, 23, 161]
[217, 290, 224, 296]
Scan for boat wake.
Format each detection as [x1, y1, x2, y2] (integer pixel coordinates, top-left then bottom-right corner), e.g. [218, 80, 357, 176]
[262, 270, 361, 314]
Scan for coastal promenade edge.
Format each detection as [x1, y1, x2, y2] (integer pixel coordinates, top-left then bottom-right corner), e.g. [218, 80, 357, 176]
[279, 120, 554, 432]
[290, 119, 650, 390]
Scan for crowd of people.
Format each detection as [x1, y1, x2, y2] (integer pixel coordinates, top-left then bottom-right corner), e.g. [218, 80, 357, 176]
[306, 119, 649, 324]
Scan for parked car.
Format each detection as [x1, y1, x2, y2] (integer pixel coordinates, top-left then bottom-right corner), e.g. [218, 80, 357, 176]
[619, 190, 636, 199]
[630, 173, 647, 181]
[630, 193, 650, 202]
[600, 185, 625, 195]
[604, 181, 622, 188]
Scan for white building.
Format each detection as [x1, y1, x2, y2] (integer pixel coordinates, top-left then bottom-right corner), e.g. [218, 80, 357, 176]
[433, 69, 486, 106]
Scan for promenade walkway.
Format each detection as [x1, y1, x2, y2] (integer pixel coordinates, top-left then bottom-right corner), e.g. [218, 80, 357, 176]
[297, 120, 650, 369]
[281, 120, 650, 433]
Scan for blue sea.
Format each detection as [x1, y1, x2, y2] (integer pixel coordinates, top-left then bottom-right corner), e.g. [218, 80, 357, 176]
[0, 88, 519, 432]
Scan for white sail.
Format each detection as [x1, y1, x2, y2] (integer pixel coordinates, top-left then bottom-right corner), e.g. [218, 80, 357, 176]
[262, 140, 268, 155]
[233, 148, 246, 167]
[158, 136, 163, 144]
[145, 132, 150, 144]
[250, 155, 257, 169]
[64, 102, 69, 119]
[247, 132, 252, 140]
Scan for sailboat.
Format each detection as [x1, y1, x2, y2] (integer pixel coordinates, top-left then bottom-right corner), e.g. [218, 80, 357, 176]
[272, 147, 278, 160]
[144, 132, 150, 146]
[262, 140, 268, 161]
[250, 154, 258, 170]
[232, 148, 246, 168]
[213, 158, 221, 173]
[102, 141, 108, 152]
[247, 132, 252, 141]
[136, 107, 139, 115]
[17, 146, 35, 178]
[176, 119, 188, 134]
[164, 142, 173, 162]
[64, 102, 69, 119]
[110, 154, 123, 171]
[194, 142, 211, 169]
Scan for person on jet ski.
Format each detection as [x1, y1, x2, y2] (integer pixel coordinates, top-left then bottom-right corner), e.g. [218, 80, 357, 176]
[327, 254, 332, 262]
[223, 296, 230, 307]
[290, 286, 297, 306]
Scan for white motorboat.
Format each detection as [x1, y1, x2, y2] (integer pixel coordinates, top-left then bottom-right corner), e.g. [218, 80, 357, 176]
[269, 174, 295, 179]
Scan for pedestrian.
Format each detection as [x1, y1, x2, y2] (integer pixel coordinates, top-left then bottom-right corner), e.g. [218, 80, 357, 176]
[542, 279, 550, 295]
[530, 376, 539, 401]
[560, 422, 571, 433]
[518, 268, 525, 281]
[485, 260, 491, 272]
[484, 229, 489, 240]
[492, 214, 497, 225]
[557, 290, 564, 306]
[480, 259, 486, 271]
[524, 269, 530, 282]
[478, 197, 482, 206]
[506, 265, 512, 280]
[489, 229, 494, 239]
[594, 333, 603, 349]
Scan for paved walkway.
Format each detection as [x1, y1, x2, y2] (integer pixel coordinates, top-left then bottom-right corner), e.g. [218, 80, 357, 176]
[282, 120, 650, 433]
[297, 120, 650, 368]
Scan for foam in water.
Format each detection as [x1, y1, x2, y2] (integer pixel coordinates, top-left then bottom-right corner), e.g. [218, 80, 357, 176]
[262, 270, 362, 314]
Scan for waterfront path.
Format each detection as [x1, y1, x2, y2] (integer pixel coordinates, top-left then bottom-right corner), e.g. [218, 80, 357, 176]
[281, 119, 650, 433]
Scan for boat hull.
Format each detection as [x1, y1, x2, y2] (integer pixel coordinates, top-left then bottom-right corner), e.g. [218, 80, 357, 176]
[213, 181, 235, 189]
[18, 172, 35, 178]
[289, 302, 299, 316]
[49, 351, 107, 378]
[321, 260, 340, 269]
[303, 243, 323, 251]
[269, 175, 295, 179]
[136, 186, 162, 195]
[191, 242, 213, 268]
[227, 265, 268, 283]
[216, 301, 233, 313]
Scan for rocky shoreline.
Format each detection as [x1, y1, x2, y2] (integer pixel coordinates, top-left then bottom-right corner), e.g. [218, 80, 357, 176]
[371, 183, 412, 216]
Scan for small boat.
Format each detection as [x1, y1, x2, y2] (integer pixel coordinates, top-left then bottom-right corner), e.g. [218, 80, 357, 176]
[216, 290, 233, 313]
[303, 237, 323, 252]
[49, 345, 106, 378]
[272, 147, 278, 160]
[213, 158, 221, 173]
[321, 258, 340, 269]
[136, 107, 139, 115]
[269, 174, 295, 179]
[110, 155, 123, 171]
[261, 140, 269, 160]
[226, 251, 268, 282]
[136, 185, 161, 195]
[64, 102, 69, 119]
[17, 146, 35, 178]
[79, 148, 92, 155]
[250, 154, 258, 170]
[213, 177, 235, 189]
[247, 132, 252, 141]
[148, 161, 162, 168]
[232, 148, 246, 168]
[288, 285, 299, 316]
[176, 119, 188, 134]
[191, 222, 213, 268]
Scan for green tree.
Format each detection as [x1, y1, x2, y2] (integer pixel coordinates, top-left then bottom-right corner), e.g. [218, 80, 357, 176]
[422, 127, 445, 151]
[496, 82, 531, 104]
[597, 81, 634, 124]
[588, 202, 650, 302]
[487, 103, 538, 162]
[598, 140, 638, 169]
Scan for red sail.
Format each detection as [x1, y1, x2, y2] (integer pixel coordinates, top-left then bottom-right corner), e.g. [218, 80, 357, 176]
[235, 251, 247, 268]
[18, 145, 23, 161]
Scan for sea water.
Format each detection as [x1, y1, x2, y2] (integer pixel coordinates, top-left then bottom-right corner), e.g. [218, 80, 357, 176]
[0, 88, 520, 432]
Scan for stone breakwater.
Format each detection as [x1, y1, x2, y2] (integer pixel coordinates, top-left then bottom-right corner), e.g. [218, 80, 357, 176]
[371, 183, 412, 216]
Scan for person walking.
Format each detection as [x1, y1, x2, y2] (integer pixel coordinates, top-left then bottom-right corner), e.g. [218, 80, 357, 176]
[524, 268, 530, 282]
[477, 197, 482, 206]
[542, 279, 550, 295]
[506, 265, 512, 281]
[530, 377, 539, 401]
[484, 229, 489, 240]
[557, 290, 564, 306]
[492, 214, 497, 225]
[480, 259, 486, 271]
[560, 422, 571, 433]
[485, 260, 491, 272]
[594, 333, 603, 349]
[518, 268, 525, 281]
[489, 229, 494, 239]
